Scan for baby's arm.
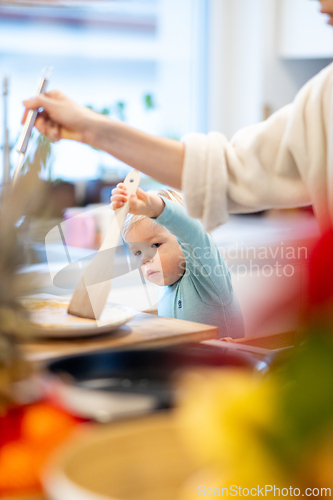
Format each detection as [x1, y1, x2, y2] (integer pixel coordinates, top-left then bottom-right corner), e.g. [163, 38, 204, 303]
[111, 184, 165, 217]
[112, 185, 210, 262]
[155, 197, 232, 302]
[155, 197, 217, 261]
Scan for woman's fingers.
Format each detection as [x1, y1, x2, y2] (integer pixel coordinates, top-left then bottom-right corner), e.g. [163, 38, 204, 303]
[45, 89, 65, 100]
[22, 94, 54, 123]
[48, 122, 62, 142]
[22, 90, 88, 143]
[32, 114, 46, 136]
[22, 94, 63, 142]
[34, 112, 61, 142]
[22, 91, 64, 116]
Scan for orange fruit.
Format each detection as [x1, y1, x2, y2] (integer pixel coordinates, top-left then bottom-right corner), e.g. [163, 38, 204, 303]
[21, 403, 77, 446]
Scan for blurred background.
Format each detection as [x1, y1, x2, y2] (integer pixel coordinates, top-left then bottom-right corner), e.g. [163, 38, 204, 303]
[2, 5, 333, 499]
[1, 0, 332, 184]
[1, 0, 332, 336]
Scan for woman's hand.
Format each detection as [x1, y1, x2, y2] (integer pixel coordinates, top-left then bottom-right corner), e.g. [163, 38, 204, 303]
[111, 184, 165, 218]
[22, 90, 100, 144]
[22, 90, 184, 189]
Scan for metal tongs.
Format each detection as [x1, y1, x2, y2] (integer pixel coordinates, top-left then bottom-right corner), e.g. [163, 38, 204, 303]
[12, 66, 53, 185]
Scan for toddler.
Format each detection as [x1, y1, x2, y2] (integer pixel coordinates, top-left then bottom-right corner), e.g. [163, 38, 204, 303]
[111, 184, 244, 339]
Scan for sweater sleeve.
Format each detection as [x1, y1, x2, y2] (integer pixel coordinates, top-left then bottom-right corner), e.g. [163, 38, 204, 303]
[154, 196, 214, 252]
[181, 62, 333, 232]
[153, 197, 232, 302]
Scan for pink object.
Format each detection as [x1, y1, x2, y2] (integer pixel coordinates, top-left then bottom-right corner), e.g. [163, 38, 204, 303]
[63, 208, 96, 249]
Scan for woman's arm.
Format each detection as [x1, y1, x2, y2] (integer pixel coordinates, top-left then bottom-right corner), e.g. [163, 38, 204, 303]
[182, 63, 333, 232]
[23, 62, 333, 233]
[89, 118, 184, 189]
[22, 91, 184, 189]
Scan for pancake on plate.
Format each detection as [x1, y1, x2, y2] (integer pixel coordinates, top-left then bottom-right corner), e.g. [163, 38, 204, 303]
[20, 298, 135, 338]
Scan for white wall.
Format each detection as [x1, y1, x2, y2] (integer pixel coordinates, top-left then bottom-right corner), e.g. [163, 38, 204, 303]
[2, 0, 333, 180]
[207, 0, 332, 139]
[262, 0, 331, 115]
[208, 0, 265, 138]
[157, 0, 208, 137]
[0, 1, 208, 182]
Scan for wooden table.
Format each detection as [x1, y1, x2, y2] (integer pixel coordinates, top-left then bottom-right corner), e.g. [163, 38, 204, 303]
[21, 312, 218, 362]
[6, 314, 217, 500]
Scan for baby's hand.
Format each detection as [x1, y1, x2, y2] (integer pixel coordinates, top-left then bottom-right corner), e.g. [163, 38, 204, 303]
[110, 184, 164, 218]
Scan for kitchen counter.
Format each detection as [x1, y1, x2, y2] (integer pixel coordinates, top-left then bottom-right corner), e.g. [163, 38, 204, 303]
[21, 312, 219, 362]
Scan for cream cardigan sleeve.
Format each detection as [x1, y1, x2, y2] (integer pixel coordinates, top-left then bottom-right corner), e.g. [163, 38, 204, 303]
[181, 63, 333, 232]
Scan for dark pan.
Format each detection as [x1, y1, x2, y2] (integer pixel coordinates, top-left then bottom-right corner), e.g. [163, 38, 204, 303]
[44, 342, 260, 421]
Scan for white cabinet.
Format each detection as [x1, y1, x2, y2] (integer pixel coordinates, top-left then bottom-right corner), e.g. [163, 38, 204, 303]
[277, 0, 333, 58]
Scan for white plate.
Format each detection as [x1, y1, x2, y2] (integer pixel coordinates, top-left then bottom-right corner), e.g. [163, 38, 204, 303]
[21, 298, 136, 338]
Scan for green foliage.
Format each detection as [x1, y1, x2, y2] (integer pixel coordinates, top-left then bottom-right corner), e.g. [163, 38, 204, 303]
[86, 92, 158, 125]
[0, 147, 47, 410]
[86, 102, 125, 121]
[115, 101, 125, 121]
[100, 107, 110, 116]
[20, 133, 54, 182]
[143, 93, 155, 111]
[261, 331, 333, 475]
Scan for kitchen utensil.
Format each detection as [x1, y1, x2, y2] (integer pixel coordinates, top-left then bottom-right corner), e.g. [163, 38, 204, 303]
[68, 170, 140, 321]
[2, 75, 10, 185]
[12, 66, 53, 185]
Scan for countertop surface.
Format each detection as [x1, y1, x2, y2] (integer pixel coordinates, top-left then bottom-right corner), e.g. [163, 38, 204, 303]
[21, 311, 219, 362]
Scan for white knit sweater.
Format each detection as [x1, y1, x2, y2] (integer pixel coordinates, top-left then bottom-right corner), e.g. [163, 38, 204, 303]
[181, 63, 333, 233]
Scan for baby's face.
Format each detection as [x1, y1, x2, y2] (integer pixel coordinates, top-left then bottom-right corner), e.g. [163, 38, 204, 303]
[125, 218, 185, 286]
